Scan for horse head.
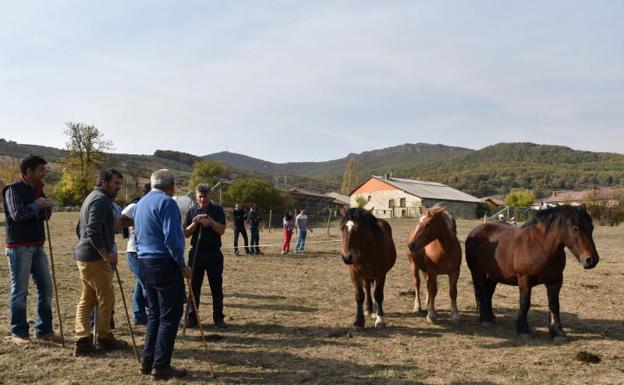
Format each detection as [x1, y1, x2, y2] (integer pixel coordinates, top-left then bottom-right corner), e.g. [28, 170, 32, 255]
[339, 207, 375, 265]
[407, 206, 450, 253]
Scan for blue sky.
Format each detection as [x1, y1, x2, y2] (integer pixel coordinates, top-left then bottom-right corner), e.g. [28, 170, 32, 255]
[1, 1, 622, 162]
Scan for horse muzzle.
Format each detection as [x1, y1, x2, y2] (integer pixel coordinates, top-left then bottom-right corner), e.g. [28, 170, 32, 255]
[341, 254, 353, 265]
[408, 240, 423, 253]
[582, 256, 599, 269]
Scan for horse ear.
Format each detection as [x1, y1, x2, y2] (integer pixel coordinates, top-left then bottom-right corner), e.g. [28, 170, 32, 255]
[425, 208, 432, 217]
[340, 207, 347, 217]
[366, 207, 374, 215]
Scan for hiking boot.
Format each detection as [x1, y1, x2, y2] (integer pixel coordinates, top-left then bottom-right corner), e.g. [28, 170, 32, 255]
[97, 336, 129, 351]
[152, 366, 187, 380]
[184, 316, 198, 329]
[140, 359, 153, 375]
[9, 335, 31, 346]
[35, 333, 63, 343]
[73, 336, 96, 356]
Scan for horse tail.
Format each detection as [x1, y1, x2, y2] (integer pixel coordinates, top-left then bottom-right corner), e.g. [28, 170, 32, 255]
[464, 234, 482, 311]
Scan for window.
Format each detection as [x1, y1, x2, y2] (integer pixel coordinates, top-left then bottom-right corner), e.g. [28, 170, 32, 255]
[389, 199, 395, 208]
[400, 198, 406, 207]
[367, 195, 372, 202]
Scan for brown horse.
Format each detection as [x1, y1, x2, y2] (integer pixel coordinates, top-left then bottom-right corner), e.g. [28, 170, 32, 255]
[465, 205, 600, 341]
[339, 207, 397, 329]
[407, 206, 462, 323]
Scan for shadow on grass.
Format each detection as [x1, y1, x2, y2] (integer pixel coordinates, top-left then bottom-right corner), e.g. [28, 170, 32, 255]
[179, 348, 428, 385]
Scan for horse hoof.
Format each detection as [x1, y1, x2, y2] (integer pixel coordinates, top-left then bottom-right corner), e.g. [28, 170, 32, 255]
[451, 313, 461, 323]
[480, 321, 495, 328]
[364, 311, 370, 317]
[426, 314, 438, 323]
[519, 333, 532, 340]
[375, 322, 386, 329]
[352, 323, 364, 331]
[553, 336, 568, 344]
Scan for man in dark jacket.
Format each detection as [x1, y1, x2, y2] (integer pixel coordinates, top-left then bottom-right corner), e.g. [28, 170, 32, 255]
[232, 201, 250, 255]
[73, 169, 126, 356]
[3, 155, 56, 345]
[248, 203, 262, 255]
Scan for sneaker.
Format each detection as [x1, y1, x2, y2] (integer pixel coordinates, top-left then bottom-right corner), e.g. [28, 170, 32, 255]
[73, 336, 96, 356]
[35, 333, 63, 343]
[9, 335, 31, 346]
[97, 336, 129, 351]
[152, 366, 187, 380]
[133, 319, 148, 326]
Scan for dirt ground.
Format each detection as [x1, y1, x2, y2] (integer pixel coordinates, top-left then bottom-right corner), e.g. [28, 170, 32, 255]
[0, 212, 622, 385]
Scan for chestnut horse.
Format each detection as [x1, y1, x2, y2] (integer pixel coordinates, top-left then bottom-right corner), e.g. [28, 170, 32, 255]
[465, 205, 600, 341]
[407, 206, 462, 323]
[339, 208, 396, 329]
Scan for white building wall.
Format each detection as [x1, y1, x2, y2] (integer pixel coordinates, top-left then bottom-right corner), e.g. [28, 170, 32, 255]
[350, 190, 423, 219]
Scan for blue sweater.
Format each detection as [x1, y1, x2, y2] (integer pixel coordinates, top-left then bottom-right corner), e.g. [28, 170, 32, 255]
[134, 189, 186, 268]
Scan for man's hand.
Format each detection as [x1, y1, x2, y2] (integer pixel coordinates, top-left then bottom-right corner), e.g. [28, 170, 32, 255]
[192, 214, 208, 224]
[201, 217, 213, 228]
[182, 265, 192, 279]
[104, 252, 118, 266]
[35, 197, 54, 209]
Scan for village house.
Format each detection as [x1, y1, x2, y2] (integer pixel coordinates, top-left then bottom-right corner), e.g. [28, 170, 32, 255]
[349, 175, 481, 219]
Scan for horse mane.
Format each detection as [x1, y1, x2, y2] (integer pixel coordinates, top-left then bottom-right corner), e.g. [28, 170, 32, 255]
[427, 205, 457, 235]
[522, 205, 592, 231]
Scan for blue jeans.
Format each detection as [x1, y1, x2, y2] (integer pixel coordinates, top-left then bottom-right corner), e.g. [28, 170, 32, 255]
[5, 245, 53, 338]
[296, 230, 307, 252]
[140, 258, 184, 370]
[126, 252, 148, 323]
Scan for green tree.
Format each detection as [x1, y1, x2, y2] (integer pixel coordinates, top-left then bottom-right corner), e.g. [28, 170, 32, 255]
[355, 195, 368, 208]
[341, 158, 357, 194]
[505, 189, 535, 208]
[188, 160, 226, 188]
[53, 122, 112, 205]
[223, 178, 285, 211]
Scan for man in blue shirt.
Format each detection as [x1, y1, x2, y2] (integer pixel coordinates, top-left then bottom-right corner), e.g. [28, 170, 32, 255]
[134, 169, 191, 380]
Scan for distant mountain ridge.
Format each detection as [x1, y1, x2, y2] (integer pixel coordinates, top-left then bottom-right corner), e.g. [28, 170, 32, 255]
[2, 138, 623, 197]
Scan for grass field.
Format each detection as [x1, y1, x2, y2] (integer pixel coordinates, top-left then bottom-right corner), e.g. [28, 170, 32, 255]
[0, 212, 622, 385]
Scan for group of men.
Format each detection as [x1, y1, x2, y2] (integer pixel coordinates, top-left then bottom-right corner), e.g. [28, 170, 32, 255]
[3, 155, 231, 380]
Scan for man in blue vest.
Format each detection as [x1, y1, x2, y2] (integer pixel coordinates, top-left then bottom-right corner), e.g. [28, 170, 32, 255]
[135, 169, 191, 380]
[3, 155, 57, 345]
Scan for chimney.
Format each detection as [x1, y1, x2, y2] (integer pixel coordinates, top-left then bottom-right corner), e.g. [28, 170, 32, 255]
[383, 173, 388, 180]
[389, 171, 393, 179]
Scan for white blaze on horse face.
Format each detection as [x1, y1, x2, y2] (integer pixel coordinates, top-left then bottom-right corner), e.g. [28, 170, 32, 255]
[345, 220, 355, 234]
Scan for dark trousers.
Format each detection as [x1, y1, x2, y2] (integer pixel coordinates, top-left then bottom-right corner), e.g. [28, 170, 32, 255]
[188, 249, 224, 323]
[139, 258, 184, 370]
[233, 226, 250, 254]
[250, 227, 260, 253]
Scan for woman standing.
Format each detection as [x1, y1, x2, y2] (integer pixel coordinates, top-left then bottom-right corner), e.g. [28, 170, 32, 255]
[282, 210, 295, 254]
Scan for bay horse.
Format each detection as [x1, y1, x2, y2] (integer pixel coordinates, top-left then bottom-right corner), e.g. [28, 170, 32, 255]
[406, 206, 462, 323]
[339, 207, 397, 329]
[465, 205, 599, 341]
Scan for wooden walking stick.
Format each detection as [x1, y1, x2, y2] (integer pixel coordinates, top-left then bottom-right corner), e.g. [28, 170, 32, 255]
[184, 273, 215, 378]
[44, 219, 65, 347]
[182, 228, 202, 336]
[114, 266, 141, 363]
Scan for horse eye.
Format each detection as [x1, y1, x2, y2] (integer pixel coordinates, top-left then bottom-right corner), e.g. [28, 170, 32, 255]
[572, 226, 579, 232]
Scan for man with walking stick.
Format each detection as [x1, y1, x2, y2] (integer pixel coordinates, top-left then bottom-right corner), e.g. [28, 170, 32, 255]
[134, 169, 191, 380]
[3, 155, 61, 345]
[183, 183, 227, 329]
[73, 169, 128, 356]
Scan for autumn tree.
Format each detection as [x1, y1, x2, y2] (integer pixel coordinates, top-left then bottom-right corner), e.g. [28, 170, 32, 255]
[53, 122, 112, 205]
[341, 158, 357, 194]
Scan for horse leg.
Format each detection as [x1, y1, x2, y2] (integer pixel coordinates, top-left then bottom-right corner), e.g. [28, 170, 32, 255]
[364, 279, 374, 319]
[449, 270, 461, 322]
[484, 277, 497, 323]
[516, 275, 533, 338]
[373, 275, 387, 329]
[547, 278, 566, 343]
[350, 270, 365, 329]
[425, 272, 438, 323]
[410, 262, 423, 313]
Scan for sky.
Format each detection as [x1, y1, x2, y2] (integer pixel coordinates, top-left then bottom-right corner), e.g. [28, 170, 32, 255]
[1, 1, 622, 162]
